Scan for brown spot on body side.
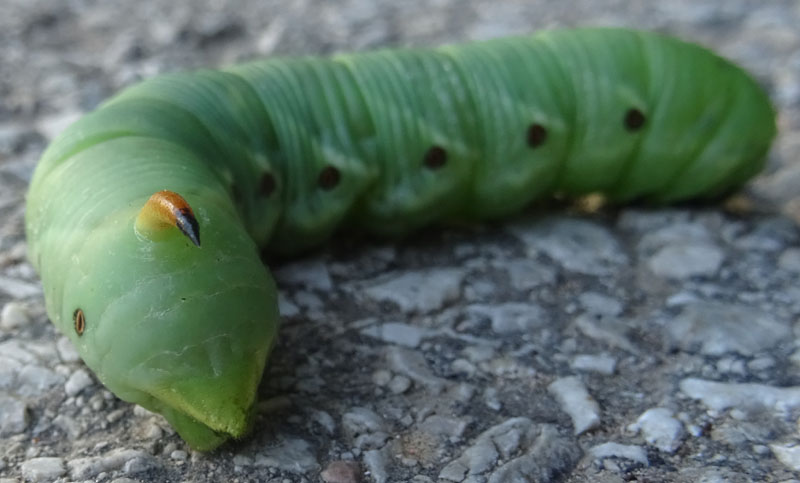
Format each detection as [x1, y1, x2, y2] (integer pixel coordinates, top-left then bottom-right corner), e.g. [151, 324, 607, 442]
[527, 123, 547, 148]
[318, 166, 340, 190]
[624, 108, 646, 131]
[73, 308, 85, 335]
[423, 146, 447, 169]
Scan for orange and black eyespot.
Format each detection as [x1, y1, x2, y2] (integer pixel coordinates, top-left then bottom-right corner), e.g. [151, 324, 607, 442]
[318, 166, 341, 190]
[527, 123, 547, 148]
[624, 108, 646, 131]
[73, 308, 85, 336]
[423, 145, 447, 170]
[260, 172, 276, 197]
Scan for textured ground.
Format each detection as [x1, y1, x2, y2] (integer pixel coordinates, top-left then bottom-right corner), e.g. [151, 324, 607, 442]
[2, 0, 800, 482]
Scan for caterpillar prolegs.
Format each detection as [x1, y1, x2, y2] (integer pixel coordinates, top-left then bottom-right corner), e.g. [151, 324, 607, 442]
[25, 27, 776, 449]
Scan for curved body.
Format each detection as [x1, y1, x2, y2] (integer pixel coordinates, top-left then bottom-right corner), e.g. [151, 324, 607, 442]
[25, 28, 776, 449]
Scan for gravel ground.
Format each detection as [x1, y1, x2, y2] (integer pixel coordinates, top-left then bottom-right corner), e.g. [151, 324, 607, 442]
[2, 1, 800, 482]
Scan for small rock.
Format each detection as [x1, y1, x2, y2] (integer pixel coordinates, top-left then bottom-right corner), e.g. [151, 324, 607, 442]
[254, 438, 319, 473]
[629, 408, 685, 453]
[388, 375, 411, 394]
[361, 322, 427, 348]
[589, 442, 649, 466]
[0, 276, 41, 298]
[386, 346, 448, 394]
[342, 407, 385, 435]
[466, 302, 546, 334]
[574, 314, 638, 354]
[64, 369, 94, 396]
[548, 376, 601, 435]
[362, 268, 464, 313]
[1, 301, 30, 329]
[578, 292, 623, 317]
[362, 449, 389, 483]
[311, 410, 336, 434]
[170, 450, 187, 460]
[16, 365, 65, 397]
[56, 337, 81, 363]
[68, 449, 151, 479]
[273, 258, 333, 291]
[648, 243, 724, 279]
[680, 378, 800, 412]
[770, 442, 800, 471]
[666, 302, 790, 356]
[321, 460, 361, 483]
[0, 395, 29, 435]
[439, 418, 580, 481]
[421, 415, 469, 438]
[21, 457, 66, 482]
[779, 248, 800, 272]
[571, 354, 617, 375]
[503, 258, 557, 290]
[508, 218, 627, 276]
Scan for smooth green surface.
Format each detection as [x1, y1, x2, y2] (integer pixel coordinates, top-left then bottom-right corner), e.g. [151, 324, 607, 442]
[25, 27, 776, 450]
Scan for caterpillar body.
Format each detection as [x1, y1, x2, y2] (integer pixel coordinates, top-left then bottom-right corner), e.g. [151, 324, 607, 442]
[25, 28, 776, 450]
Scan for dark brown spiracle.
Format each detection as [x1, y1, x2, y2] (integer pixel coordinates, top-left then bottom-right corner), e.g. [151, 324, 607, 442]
[423, 146, 448, 170]
[318, 166, 341, 190]
[73, 308, 85, 336]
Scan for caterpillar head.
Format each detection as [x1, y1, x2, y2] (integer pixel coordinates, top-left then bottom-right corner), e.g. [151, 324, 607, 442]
[61, 190, 278, 450]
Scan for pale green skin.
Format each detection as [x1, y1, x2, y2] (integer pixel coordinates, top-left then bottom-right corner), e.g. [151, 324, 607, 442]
[25, 28, 776, 450]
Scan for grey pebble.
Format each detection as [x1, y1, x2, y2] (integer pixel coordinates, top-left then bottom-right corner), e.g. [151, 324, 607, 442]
[578, 292, 623, 317]
[502, 258, 557, 290]
[770, 442, 800, 471]
[508, 218, 627, 276]
[342, 407, 385, 435]
[680, 378, 800, 413]
[588, 442, 649, 466]
[64, 369, 94, 397]
[778, 248, 800, 273]
[273, 258, 333, 291]
[277, 292, 300, 317]
[387, 375, 411, 394]
[68, 449, 152, 479]
[386, 346, 447, 394]
[56, 337, 81, 363]
[628, 408, 685, 453]
[362, 448, 389, 483]
[361, 322, 427, 348]
[421, 414, 469, 438]
[439, 418, 580, 482]
[16, 364, 65, 397]
[21, 457, 66, 482]
[466, 302, 546, 335]
[0, 395, 29, 436]
[574, 313, 638, 354]
[253, 438, 319, 473]
[547, 376, 601, 435]
[666, 302, 790, 356]
[361, 268, 464, 313]
[311, 410, 336, 434]
[0, 275, 41, 299]
[648, 243, 724, 279]
[0, 301, 30, 329]
[571, 354, 617, 375]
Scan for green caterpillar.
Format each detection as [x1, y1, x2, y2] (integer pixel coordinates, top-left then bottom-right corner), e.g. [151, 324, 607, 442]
[25, 27, 776, 450]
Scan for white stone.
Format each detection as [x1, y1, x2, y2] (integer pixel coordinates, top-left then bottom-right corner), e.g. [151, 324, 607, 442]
[65, 369, 94, 396]
[1, 301, 30, 329]
[571, 354, 617, 375]
[21, 457, 65, 482]
[548, 376, 601, 434]
[630, 408, 685, 453]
